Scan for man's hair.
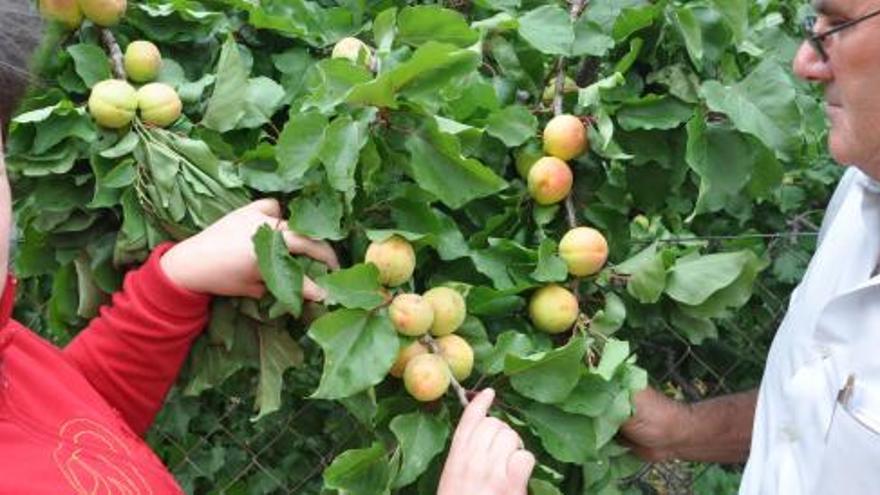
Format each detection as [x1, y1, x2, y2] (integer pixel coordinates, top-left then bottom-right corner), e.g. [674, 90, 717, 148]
[0, 0, 44, 126]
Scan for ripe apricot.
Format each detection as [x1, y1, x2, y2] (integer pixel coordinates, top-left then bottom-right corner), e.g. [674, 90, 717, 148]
[390, 340, 428, 378]
[88, 79, 137, 129]
[79, 0, 126, 26]
[543, 114, 587, 161]
[124, 40, 162, 83]
[423, 287, 466, 336]
[527, 156, 573, 205]
[364, 236, 415, 287]
[403, 354, 450, 402]
[389, 294, 434, 337]
[558, 227, 608, 277]
[436, 335, 474, 381]
[529, 284, 579, 334]
[137, 82, 182, 127]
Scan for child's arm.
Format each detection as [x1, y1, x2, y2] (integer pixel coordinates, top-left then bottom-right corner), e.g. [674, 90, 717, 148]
[63, 199, 338, 436]
[438, 389, 536, 495]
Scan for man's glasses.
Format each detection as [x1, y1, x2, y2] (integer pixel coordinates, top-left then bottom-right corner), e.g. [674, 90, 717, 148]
[803, 8, 880, 61]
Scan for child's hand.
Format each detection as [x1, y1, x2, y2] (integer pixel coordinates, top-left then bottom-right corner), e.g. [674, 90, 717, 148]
[160, 199, 339, 299]
[438, 389, 536, 495]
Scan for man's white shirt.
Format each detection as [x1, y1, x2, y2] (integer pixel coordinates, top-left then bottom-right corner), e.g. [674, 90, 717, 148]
[739, 167, 880, 494]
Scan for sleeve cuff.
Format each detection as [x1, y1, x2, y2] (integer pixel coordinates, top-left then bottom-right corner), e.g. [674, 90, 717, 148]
[135, 242, 212, 318]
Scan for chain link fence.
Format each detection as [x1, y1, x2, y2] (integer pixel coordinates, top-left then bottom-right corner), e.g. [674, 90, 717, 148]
[146, 229, 821, 495]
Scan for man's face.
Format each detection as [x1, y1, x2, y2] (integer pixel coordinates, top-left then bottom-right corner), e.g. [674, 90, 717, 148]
[793, 0, 880, 179]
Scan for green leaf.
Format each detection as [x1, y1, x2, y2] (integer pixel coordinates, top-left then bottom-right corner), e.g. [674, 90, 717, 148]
[252, 225, 304, 317]
[390, 412, 450, 488]
[484, 331, 533, 374]
[594, 339, 629, 381]
[517, 5, 574, 56]
[671, 306, 718, 345]
[323, 442, 391, 495]
[203, 36, 249, 132]
[672, 5, 703, 68]
[239, 77, 286, 129]
[558, 373, 618, 417]
[685, 113, 781, 218]
[397, 6, 479, 47]
[506, 337, 586, 404]
[677, 252, 763, 318]
[485, 105, 538, 147]
[253, 324, 304, 421]
[319, 115, 369, 192]
[520, 401, 597, 463]
[616, 95, 693, 131]
[615, 243, 666, 304]
[276, 110, 328, 183]
[700, 60, 801, 159]
[316, 264, 385, 310]
[665, 250, 757, 306]
[347, 42, 480, 108]
[404, 119, 507, 209]
[308, 308, 399, 399]
[590, 292, 626, 335]
[529, 479, 564, 495]
[531, 239, 568, 283]
[390, 197, 469, 261]
[373, 8, 397, 52]
[288, 181, 345, 240]
[66, 44, 111, 88]
[471, 239, 538, 291]
[303, 59, 373, 113]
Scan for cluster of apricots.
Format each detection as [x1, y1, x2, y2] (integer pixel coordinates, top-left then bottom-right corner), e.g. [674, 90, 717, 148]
[365, 236, 474, 403]
[39, 0, 182, 129]
[525, 115, 610, 334]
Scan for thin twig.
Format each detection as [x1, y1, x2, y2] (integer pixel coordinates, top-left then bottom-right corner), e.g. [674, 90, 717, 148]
[100, 28, 126, 80]
[422, 334, 470, 407]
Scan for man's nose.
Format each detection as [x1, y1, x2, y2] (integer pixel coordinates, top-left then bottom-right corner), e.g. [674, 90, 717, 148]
[793, 41, 832, 82]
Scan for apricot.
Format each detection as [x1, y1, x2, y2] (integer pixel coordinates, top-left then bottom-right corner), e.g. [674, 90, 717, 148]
[403, 354, 450, 402]
[78, 0, 126, 27]
[137, 82, 182, 127]
[124, 40, 162, 83]
[364, 236, 415, 287]
[529, 285, 579, 334]
[389, 294, 434, 337]
[558, 227, 608, 277]
[88, 79, 137, 129]
[331, 37, 373, 68]
[423, 287, 466, 336]
[390, 340, 428, 378]
[543, 114, 587, 161]
[527, 156, 573, 205]
[39, 0, 82, 29]
[436, 334, 474, 382]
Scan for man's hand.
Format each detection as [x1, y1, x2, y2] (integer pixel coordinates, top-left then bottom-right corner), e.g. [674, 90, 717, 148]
[620, 387, 758, 464]
[438, 389, 536, 495]
[619, 387, 692, 462]
[159, 199, 340, 300]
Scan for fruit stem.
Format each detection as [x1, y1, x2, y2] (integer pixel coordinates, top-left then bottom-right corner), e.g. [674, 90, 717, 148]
[100, 28, 127, 80]
[421, 334, 470, 407]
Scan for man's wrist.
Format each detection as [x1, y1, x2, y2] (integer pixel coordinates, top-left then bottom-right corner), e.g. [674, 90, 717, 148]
[666, 401, 695, 460]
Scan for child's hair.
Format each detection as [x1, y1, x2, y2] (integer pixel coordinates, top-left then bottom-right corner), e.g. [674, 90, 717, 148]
[0, 0, 44, 127]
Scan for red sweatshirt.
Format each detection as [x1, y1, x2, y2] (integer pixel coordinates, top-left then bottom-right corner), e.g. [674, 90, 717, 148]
[0, 243, 210, 494]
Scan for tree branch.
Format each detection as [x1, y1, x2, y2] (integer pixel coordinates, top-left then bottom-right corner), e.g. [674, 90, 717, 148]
[422, 334, 470, 407]
[100, 28, 126, 80]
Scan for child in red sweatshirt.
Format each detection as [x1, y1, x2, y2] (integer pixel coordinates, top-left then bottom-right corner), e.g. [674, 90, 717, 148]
[0, 4, 534, 493]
